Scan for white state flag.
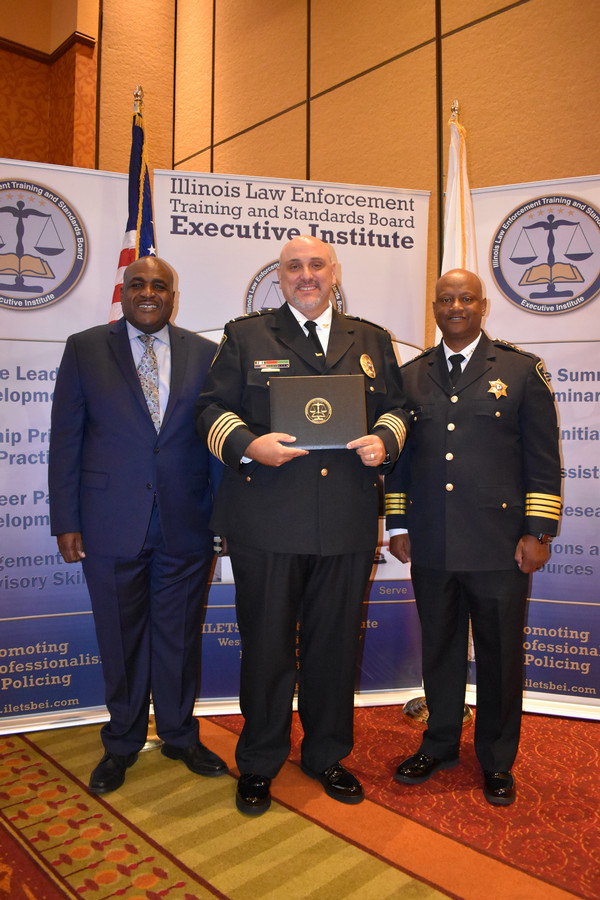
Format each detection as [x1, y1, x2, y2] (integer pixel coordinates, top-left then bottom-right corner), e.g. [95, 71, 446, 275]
[441, 117, 478, 275]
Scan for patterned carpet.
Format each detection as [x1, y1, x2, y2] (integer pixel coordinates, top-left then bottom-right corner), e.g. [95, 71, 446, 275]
[0, 721, 445, 900]
[212, 706, 600, 900]
[0, 707, 597, 899]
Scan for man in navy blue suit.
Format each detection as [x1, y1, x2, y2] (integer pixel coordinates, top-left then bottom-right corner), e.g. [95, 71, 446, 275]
[49, 256, 226, 794]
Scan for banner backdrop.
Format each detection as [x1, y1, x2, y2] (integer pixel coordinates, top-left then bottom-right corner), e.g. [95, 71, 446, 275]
[0, 158, 428, 734]
[472, 176, 600, 717]
[153, 171, 430, 346]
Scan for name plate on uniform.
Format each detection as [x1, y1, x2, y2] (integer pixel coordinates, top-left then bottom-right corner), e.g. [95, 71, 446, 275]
[270, 375, 367, 449]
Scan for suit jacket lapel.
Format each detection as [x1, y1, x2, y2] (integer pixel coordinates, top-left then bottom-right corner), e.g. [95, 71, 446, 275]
[162, 323, 186, 431]
[108, 318, 152, 420]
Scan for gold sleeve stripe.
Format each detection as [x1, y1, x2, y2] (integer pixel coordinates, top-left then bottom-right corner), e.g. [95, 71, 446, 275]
[375, 413, 407, 459]
[525, 493, 562, 520]
[208, 412, 246, 461]
[385, 493, 407, 516]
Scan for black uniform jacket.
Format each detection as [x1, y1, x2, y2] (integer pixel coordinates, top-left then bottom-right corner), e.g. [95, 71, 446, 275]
[196, 303, 410, 556]
[385, 333, 562, 571]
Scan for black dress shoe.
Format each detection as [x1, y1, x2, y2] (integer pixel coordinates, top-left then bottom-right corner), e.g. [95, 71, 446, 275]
[89, 751, 138, 794]
[394, 752, 459, 784]
[236, 774, 272, 815]
[483, 770, 515, 806]
[301, 762, 364, 804]
[161, 741, 227, 777]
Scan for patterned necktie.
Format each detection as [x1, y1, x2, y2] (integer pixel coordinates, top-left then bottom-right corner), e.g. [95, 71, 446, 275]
[137, 334, 161, 431]
[305, 319, 325, 367]
[448, 353, 465, 388]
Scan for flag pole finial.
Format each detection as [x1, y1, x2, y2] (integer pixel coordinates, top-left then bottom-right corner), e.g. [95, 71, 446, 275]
[133, 85, 144, 113]
[451, 99, 460, 120]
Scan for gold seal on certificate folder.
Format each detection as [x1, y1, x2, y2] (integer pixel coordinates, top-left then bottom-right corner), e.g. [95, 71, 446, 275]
[305, 398, 332, 424]
[270, 375, 367, 449]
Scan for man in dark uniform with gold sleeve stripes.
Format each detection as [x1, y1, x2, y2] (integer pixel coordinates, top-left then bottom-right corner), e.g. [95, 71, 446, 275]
[385, 268, 562, 806]
[196, 235, 409, 815]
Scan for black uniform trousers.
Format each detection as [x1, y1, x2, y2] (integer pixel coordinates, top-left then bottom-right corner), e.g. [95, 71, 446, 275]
[228, 539, 374, 777]
[83, 501, 213, 756]
[411, 564, 529, 773]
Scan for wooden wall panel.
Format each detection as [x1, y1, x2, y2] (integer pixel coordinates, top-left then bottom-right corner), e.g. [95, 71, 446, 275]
[310, 47, 436, 190]
[213, 0, 306, 144]
[98, 0, 175, 173]
[72, 43, 98, 170]
[311, 0, 435, 96]
[441, 0, 521, 34]
[441, 0, 600, 187]
[49, 48, 76, 167]
[175, 149, 212, 172]
[174, 0, 213, 166]
[213, 107, 307, 180]
[0, 50, 49, 162]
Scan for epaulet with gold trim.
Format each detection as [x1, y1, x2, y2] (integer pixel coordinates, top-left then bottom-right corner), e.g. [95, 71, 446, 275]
[228, 308, 277, 324]
[341, 312, 388, 333]
[493, 338, 534, 357]
[401, 345, 436, 367]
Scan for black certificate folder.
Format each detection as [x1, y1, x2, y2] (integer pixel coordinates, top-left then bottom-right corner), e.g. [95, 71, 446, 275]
[270, 375, 367, 449]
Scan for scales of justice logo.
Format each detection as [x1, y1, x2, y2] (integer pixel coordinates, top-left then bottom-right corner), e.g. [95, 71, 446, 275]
[244, 259, 345, 314]
[0, 180, 88, 311]
[305, 397, 332, 424]
[490, 194, 600, 315]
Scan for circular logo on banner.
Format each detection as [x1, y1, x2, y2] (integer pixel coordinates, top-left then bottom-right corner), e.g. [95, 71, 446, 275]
[305, 397, 332, 424]
[489, 195, 600, 315]
[0, 180, 88, 311]
[244, 259, 345, 314]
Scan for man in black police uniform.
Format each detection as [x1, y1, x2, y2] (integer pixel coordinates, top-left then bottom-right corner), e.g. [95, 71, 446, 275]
[385, 268, 562, 805]
[196, 235, 409, 815]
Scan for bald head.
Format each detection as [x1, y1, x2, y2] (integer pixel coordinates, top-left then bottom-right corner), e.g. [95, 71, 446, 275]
[434, 268, 487, 351]
[278, 235, 336, 320]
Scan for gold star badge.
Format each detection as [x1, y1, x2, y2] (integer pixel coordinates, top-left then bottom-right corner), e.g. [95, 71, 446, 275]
[488, 378, 508, 399]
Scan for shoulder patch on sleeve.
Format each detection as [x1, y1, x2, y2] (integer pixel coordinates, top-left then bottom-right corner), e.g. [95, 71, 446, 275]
[535, 359, 553, 392]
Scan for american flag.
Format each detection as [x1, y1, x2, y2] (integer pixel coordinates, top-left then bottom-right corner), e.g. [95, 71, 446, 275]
[109, 88, 157, 322]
